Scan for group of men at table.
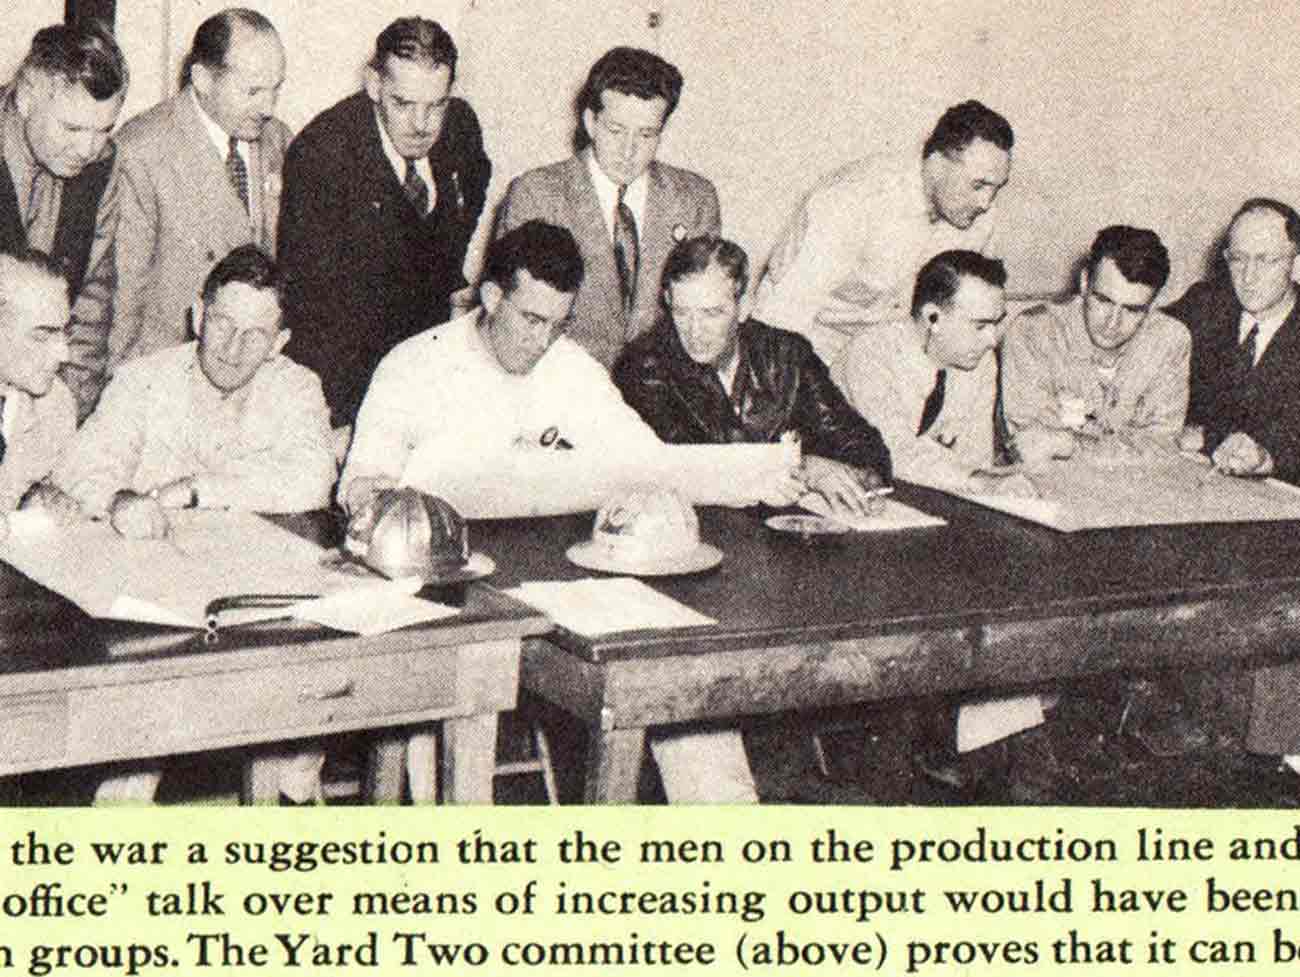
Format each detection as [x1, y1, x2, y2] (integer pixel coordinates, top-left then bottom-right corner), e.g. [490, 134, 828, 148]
[0, 9, 1296, 803]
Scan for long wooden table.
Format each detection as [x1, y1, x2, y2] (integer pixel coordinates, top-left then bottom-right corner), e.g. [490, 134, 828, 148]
[0, 516, 547, 804]
[473, 485, 1300, 802]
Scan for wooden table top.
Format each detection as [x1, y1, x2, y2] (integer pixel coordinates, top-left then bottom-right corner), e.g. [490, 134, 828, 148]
[471, 484, 1300, 663]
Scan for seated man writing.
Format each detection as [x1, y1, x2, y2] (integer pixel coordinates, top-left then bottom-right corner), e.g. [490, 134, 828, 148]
[55, 244, 334, 804]
[56, 244, 335, 533]
[1002, 225, 1187, 464]
[613, 234, 891, 520]
[836, 249, 1031, 497]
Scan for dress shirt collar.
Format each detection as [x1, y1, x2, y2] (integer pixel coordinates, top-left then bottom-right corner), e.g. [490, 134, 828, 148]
[190, 87, 247, 165]
[1239, 290, 1296, 362]
[585, 148, 648, 239]
[373, 107, 433, 189]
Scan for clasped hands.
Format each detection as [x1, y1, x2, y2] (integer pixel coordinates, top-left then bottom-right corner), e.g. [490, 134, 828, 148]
[1177, 426, 1273, 477]
[764, 455, 887, 521]
[108, 477, 197, 539]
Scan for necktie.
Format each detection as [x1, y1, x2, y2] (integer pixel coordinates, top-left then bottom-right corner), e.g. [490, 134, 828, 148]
[1239, 321, 1260, 373]
[612, 185, 639, 315]
[917, 369, 947, 437]
[226, 136, 249, 212]
[403, 159, 429, 216]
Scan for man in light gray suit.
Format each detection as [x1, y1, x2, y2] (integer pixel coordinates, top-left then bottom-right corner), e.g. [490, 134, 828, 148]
[109, 8, 290, 373]
[495, 46, 720, 369]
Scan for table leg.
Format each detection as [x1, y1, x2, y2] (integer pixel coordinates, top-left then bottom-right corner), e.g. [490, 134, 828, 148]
[241, 756, 281, 805]
[583, 726, 646, 804]
[441, 714, 498, 804]
[407, 730, 440, 803]
[366, 732, 409, 804]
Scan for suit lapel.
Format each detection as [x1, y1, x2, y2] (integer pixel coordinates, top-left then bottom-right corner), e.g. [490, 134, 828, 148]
[568, 155, 619, 281]
[172, 94, 249, 231]
[1248, 301, 1300, 399]
[637, 163, 671, 309]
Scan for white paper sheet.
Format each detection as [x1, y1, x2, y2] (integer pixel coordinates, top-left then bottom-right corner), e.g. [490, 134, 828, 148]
[957, 695, 1046, 752]
[798, 493, 947, 531]
[402, 442, 798, 518]
[288, 578, 456, 635]
[505, 577, 716, 637]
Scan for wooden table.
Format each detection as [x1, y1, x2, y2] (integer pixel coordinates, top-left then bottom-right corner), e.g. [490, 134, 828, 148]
[474, 485, 1300, 802]
[0, 516, 547, 804]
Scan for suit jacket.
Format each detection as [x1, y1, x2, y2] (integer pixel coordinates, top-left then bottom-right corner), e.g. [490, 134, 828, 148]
[110, 90, 290, 371]
[614, 316, 891, 479]
[496, 154, 720, 369]
[1166, 278, 1300, 754]
[0, 382, 76, 512]
[278, 92, 491, 426]
[1165, 278, 1300, 483]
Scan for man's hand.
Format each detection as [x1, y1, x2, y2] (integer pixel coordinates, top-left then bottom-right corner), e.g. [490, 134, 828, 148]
[1212, 431, 1274, 476]
[796, 455, 886, 520]
[152, 477, 197, 509]
[19, 482, 84, 526]
[449, 286, 477, 314]
[109, 491, 170, 539]
[1178, 424, 1205, 454]
[1014, 427, 1075, 466]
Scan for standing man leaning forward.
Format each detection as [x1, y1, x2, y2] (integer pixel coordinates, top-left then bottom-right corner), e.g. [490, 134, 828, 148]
[756, 101, 1013, 368]
[110, 8, 289, 372]
[496, 46, 720, 369]
[1166, 199, 1300, 776]
[1, 24, 127, 420]
[279, 17, 491, 431]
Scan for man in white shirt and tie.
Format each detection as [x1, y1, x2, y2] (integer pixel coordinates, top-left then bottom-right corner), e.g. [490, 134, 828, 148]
[496, 46, 721, 369]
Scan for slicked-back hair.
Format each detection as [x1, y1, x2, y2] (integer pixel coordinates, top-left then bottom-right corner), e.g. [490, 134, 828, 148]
[0, 248, 70, 308]
[911, 250, 1007, 319]
[1086, 225, 1170, 291]
[485, 221, 584, 297]
[661, 235, 750, 300]
[578, 46, 682, 121]
[922, 100, 1014, 159]
[179, 8, 276, 89]
[19, 22, 128, 101]
[368, 17, 458, 83]
[1231, 197, 1300, 250]
[201, 244, 283, 308]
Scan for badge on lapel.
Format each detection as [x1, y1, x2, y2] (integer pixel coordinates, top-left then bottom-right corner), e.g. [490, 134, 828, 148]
[672, 223, 687, 242]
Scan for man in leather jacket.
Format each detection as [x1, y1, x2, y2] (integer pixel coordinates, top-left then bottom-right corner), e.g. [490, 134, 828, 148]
[613, 234, 891, 520]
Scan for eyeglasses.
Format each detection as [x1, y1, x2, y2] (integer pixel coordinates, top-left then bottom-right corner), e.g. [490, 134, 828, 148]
[1223, 250, 1295, 272]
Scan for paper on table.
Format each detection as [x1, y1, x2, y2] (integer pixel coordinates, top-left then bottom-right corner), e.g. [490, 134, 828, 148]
[506, 577, 716, 637]
[798, 493, 946, 531]
[957, 695, 1046, 752]
[288, 578, 457, 635]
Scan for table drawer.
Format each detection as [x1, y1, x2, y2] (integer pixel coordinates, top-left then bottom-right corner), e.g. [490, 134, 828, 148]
[0, 693, 68, 764]
[75, 648, 458, 759]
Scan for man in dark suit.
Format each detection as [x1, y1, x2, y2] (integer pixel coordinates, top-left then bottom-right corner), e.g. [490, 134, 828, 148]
[496, 46, 720, 369]
[1, 24, 127, 421]
[1166, 197, 1300, 769]
[278, 17, 491, 430]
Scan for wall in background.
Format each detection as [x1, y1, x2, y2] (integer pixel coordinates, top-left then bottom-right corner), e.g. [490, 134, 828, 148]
[3, 0, 1297, 299]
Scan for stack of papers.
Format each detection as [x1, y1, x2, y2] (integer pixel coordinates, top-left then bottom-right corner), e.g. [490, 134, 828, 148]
[506, 578, 715, 637]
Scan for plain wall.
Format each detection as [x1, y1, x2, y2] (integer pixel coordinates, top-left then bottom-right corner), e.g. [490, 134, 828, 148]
[6, 1, 1300, 300]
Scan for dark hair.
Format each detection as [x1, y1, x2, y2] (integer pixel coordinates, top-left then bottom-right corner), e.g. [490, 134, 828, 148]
[485, 221, 584, 295]
[923, 100, 1014, 159]
[661, 235, 749, 300]
[911, 250, 1007, 318]
[1231, 197, 1300, 250]
[577, 46, 682, 123]
[0, 248, 70, 312]
[1085, 225, 1170, 291]
[180, 8, 277, 88]
[201, 244, 282, 307]
[368, 17, 457, 84]
[19, 22, 128, 101]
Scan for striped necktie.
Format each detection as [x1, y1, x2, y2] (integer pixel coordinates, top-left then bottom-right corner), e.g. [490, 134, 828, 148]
[226, 136, 249, 212]
[404, 159, 429, 216]
[612, 185, 639, 315]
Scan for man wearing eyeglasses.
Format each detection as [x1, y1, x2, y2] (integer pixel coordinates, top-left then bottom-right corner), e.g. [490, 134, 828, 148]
[496, 46, 720, 370]
[1166, 198, 1300, 778]
[55, 244, 334, 537]
[341, 220, 661, 516]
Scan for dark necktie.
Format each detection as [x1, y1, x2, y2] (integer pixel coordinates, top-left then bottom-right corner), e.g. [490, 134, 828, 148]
[1239, 321, 1260, 374]
[403, 159, 429, 216]
[226, 136, 249, 212]
[0, 396, 7, 466]
[612, 185, 639, 315]
[917, 369, 947, 437]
